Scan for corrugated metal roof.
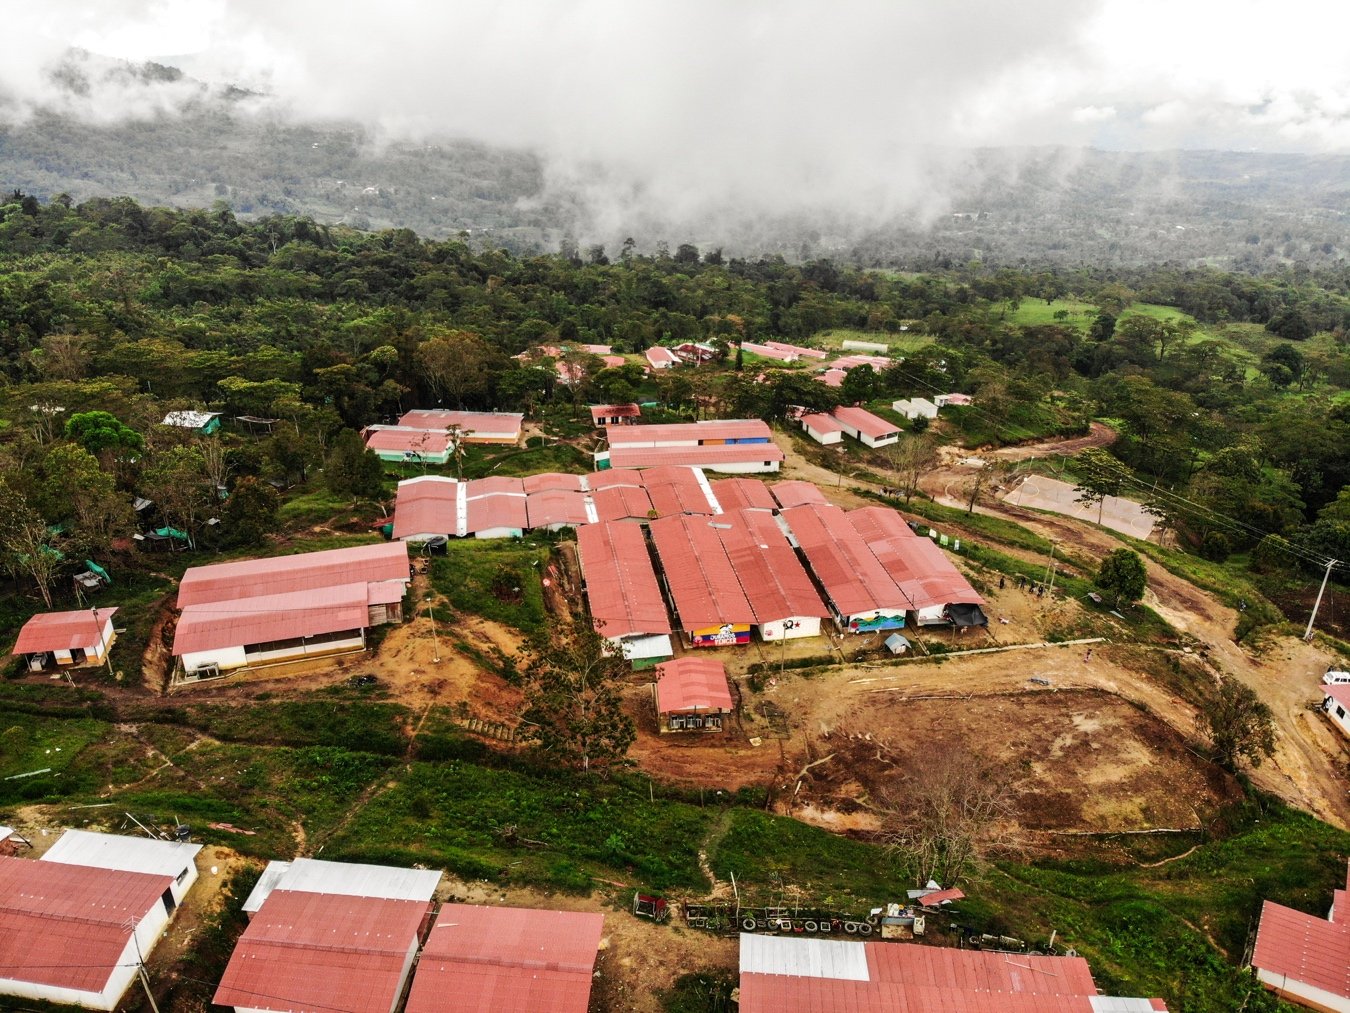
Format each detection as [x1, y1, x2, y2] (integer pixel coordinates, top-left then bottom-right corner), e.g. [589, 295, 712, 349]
[718, 510, 830, 622]
[848, 507, 984, 610]
[817, 369, 847, 388]
[464, 476, 526, 499]
[576, 523, 671, 638]
[587, 468, 644, 490]
[780, 504, 907, 617]
[41, 829, 201, 880]
[522, 472, 588, 494]
[649, 515, 756, 630]
[364, 427, 454, 455]
[590, 483, 655, 523]
[12, 608, 117, 655]
[1253, 898, 1350, 1000]
[406, 904, 603, 1013]
[655, 658, 734, 712]
[641, 465, 719, 517]
[589, 404, 641, 420]
[739, 934, 870, 980]
[256, 858, 441, 906]
[173, 583, 371, 656]
[0, 855, 172, 993]
[771, 481, 829, 510]
[740, 342, 798, 361]
[801, 413, 846, 435]
[765, 341, 827, 359]
[466, 493, 529, 534]
[709, 478, 777, 512]
[242, 861, 293, 913]
[367, 581, 408, 606]
[526, 490, 592, 528]
[399, 410, 523, 437]
[214, 890, 426, 1013]
[829, 355, 891, 370]
[737, 935, 1138, 1013]
[831, 407, 901, 440]
[392, 476, 460, 538]
[1325, 684, 1350, 708]
[606, 420, 773, 446]
[646, 347, 679, 366]
[178, 543, 409, 607]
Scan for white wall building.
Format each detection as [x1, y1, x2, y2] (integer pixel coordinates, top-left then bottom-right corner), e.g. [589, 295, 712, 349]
[42, 829, 202, 906]
[892, 397, 938, 420]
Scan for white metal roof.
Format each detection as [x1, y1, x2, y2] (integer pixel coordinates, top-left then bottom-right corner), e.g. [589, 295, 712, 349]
[620, 634, 675, 660]
[241, 860, 293, 913]
[739, 933, 870, 980]
[1090, 999, 1158, 1013]
[162, 410, 220, 428]
[247, 857, 441, 911]
[0, 826, 11, 842]
[40, 829, 202, 878]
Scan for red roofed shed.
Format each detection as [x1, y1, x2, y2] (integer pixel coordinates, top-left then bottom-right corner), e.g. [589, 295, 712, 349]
[649, 514, 755, 646]
[405, 904, 603, 1013]
[590, 404, 641, 425]
[717, 510, 829, 640]
[0, 855, 177, 1010]
[214, 890, 428, 1013]
[709, 477, 777, 512]
[178, 543, 409, 607]
[780, 504, 908, 632]
[654, 657, 735, 732]
[575, 522, 671, 641]
[848, 507, 984, 622]
[831, 406, 901, 447]
[521, 472, 587, 494]
[771, 481, 829, 510]
[1252, 861, 1350, 1011]
[641, 465, 718, 517]
[392, 477, 460, 540]
[606, 444, 784, 473]
[12, 607, 117, 672]
[526, 490, 594, 530]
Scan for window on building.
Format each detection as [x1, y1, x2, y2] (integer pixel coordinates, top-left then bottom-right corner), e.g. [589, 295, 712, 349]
[1338, 706, 1345, 719]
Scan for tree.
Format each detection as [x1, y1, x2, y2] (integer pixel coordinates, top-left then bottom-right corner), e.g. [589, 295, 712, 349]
[65, 411, 143, 456]
[325, 429, 386, 505]
[143, 446, 214, 543]
[222, 476, 279, 547]
[1073, 447, 1133, 525]
[1197, 530, 1231, 563]
[1095, 548, 1147, 605]
[39, 443, 133, 552]
[1199, 676, 1276, 771]
[415, 329, 499, 408]
[876, 744, 1021, 887]
[518, 613, 635, 773]
[890, 434, 938, 504]
[0, 480, 61, 607]
[963, 462, 991, 515]
[1267, 308, 1313, 341]
[840, 364, 878, 405]
[445, 424, 467, 481]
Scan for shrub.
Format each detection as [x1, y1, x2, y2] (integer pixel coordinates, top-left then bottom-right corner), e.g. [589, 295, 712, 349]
[1198, 530, 1231, 563]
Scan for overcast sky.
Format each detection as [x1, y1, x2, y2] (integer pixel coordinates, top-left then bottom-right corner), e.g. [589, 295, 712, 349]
[5, 0, 1350, 224]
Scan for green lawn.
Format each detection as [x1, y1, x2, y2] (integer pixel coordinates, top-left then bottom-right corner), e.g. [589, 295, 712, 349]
[813, 328, 935, 354]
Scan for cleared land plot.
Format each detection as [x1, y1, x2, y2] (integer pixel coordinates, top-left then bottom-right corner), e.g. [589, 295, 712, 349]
[1004, 474, 1156, 539]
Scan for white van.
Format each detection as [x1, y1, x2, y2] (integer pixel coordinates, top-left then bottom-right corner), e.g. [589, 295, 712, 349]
[1323, 670, 1350, 685]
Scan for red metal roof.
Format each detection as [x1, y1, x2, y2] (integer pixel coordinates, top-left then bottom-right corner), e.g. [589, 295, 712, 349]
[649, 515, 756, 630]
[589, 404, 641, 421]
[771, 481, 829, 509]
[586, 468, 644, 490]
[0, 855, 173, 994]
[829, 355, 891, 370]
[801, 413, 846, 436]
[393, 477, 460, 538]
[365, 427, 453, 454]
[178, 542, 409, 607]
[608, 445, 784, 469]
[521, 472, 587, 494]
[709, 478, 777, 512]
[817, 369, 847, 388]
[740, 940, 1114, 1013]
[399, 410, 523, 437]
[13, 608, 117, 655]
[1325, 684, 1350, 708]
[918, 888, 966, 906]
[655, 657, 735, 712]
[174, 583, 371, 656]
[590, 484, 656, 522]
[831, 407, 901, 440]
[780, 504, 907, 617]
[214, 890, 427, 1013]
[606, 420, 773, 446]
[466, 494, 528, 534]
[641, 466, 718, 517]
[718, 510, 830, 622]
[848, 507, 984, 610]
[740, 342, 799, 362]
[1253, 898, 1350, 1000]
[526, 490, 591, 528]
[464, 476, 526, 498]
[406, 904, 602, 1013]
[646, 347, 679, 366]
[575, 522, 671, 637]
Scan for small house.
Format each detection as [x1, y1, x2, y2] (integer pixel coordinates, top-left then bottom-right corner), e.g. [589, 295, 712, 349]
[653, 657, 735, 732]
[831, 406, 901, 448]
[11, 607, 117, 673]
[1324, 684, 1350, 740]
[892, 397, 937, 420]
[161, 410, 221, 434]
[674, 341, 717, 363]
[42, 829, 202, 908]
[935, 392, 973, 407]
[800, 413, 845, 445]
[590, 403, 642, 426]
[645, 346, 679, 370]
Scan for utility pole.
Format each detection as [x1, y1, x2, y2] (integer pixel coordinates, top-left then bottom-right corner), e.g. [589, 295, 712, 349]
[1305, 559, 1339, 642]
[126, 918, 161, 1013]
[1043, 540, 1057, 586]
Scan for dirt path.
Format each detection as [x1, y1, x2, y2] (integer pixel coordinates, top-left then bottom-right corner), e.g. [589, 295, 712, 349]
[963, 420, 1119, 462]
[914, 476, 1350, 827]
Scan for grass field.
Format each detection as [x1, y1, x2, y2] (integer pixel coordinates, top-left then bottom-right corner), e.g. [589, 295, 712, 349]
[814, 327, 935, 354]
